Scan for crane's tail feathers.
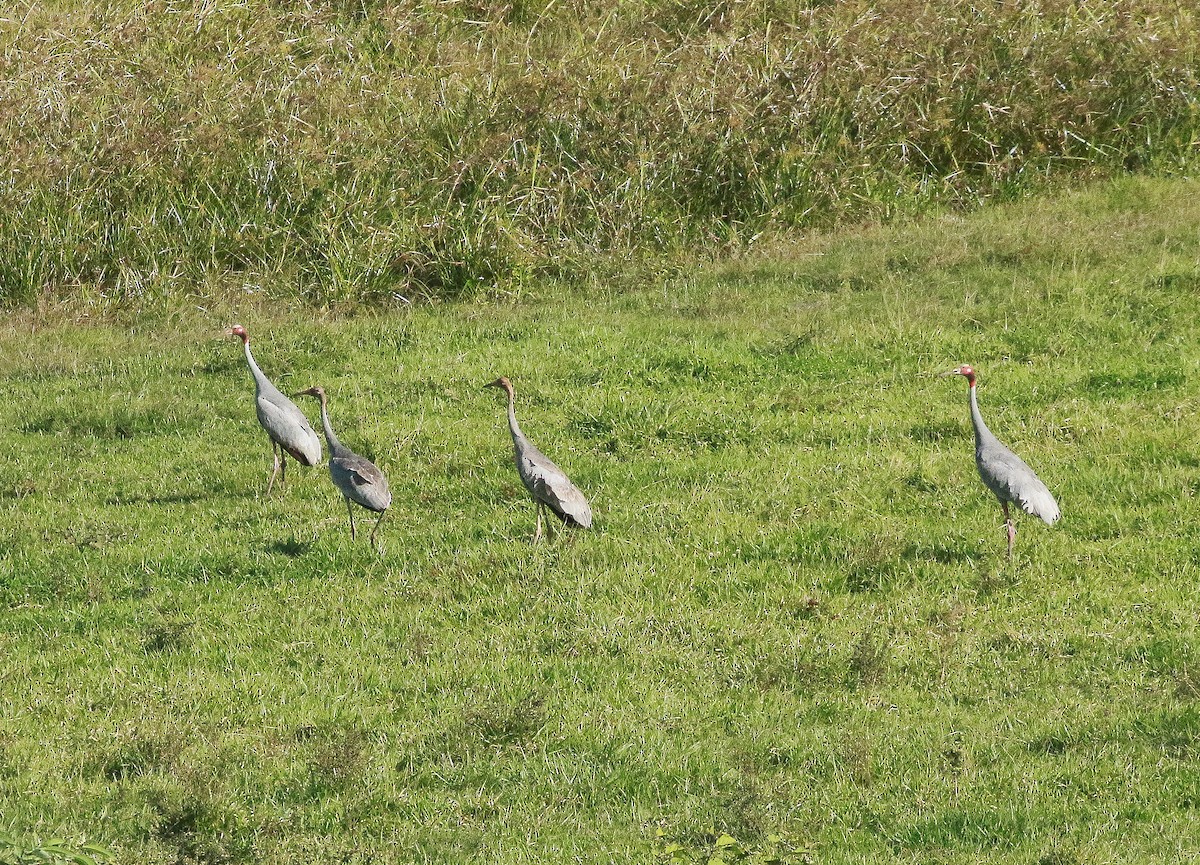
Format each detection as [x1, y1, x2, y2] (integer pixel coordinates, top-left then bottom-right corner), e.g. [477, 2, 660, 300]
[1017, 492, 1060, 525]
[285, 445, 320, 466]
[548, 501, 593, 529]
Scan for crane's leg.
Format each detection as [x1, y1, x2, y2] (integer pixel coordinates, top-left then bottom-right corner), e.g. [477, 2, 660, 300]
[533, 500, 544, 543]
[369, 510, 387, 554]
[345, 497, 357, 540]
[266, 441, 282, 496]
[1003, 501, 1016, 559]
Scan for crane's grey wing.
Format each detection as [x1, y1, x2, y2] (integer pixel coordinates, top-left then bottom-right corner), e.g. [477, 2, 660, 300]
[330, 454, 392, 512]
[519, 453, 592, 528]
[256, 394, 322, 466]
[977, 447, 1060, 525]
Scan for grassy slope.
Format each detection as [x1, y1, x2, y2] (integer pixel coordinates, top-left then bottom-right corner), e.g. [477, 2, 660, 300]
[3, 175, 1200, 862]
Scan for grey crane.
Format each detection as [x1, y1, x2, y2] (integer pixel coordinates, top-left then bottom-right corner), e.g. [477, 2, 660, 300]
[227, 324, 322, 495]
[941, 364, 1060, 557]
[484, 376, 592, 541]
[295, 386, 392, 552]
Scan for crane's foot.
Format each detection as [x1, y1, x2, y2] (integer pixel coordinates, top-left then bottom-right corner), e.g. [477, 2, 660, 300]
[999, 502, 1016, 559]
[266, 448, 282, 496]
[370, 511, 387, 555]
[532, 502, 544, 543]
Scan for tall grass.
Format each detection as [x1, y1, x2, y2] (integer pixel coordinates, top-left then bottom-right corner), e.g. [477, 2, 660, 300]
[1, 0, 1198, 305]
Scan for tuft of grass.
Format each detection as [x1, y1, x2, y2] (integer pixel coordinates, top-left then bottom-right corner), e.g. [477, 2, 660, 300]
[0, 834, 111, 865]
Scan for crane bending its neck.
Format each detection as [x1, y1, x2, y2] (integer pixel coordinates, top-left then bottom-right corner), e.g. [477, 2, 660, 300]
[296, 387, 344, 453]
[316, 390, 344, 452]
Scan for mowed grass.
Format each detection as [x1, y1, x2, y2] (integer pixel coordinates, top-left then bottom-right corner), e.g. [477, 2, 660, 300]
[4, 175, 1200, 862]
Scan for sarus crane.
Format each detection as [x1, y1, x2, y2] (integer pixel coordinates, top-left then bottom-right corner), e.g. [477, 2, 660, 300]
[941, 364, 1060, 557]
[227, 324, 321, 495]
[485, 376, 592, 541]
[295, 386, 392, 553]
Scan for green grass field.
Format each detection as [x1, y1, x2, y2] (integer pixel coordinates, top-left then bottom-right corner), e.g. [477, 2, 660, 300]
[4, 174, 1200, 863]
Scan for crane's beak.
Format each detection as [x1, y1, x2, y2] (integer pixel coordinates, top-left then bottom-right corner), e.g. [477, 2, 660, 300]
[937, 369, 962, 378]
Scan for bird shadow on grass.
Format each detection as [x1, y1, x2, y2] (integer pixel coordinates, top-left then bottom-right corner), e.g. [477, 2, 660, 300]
[843, 564, 895, 594]
[269, 537, 313, 557]
[900, 543, 980, 565]
[0, 481, 37, 500]
[900, 541, 1019, 593]
[104, 492, 216, 506]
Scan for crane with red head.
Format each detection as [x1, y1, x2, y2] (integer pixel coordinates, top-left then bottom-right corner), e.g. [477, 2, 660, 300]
[940, 364, 1060, 557]
[227, 324, 322, 495]
[485, 376, 592, 542]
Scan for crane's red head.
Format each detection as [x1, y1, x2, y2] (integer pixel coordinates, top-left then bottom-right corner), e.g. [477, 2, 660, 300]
[226, 324, 249, 344]
[484, 376, 514, 395]
[293, 385, 327, 403]
[940, 364, 976, 386]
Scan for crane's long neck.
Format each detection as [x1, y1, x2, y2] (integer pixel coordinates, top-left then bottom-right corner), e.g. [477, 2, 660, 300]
[967, 382, 993, 446]
[241, 339, 272, 395]
[504, 387, 525, 445]
[317, 395, 346, 454]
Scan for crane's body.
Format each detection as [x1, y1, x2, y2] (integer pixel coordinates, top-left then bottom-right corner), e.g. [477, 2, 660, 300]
[228, 325, 321, 494]
[943, 364, 1059, 557]
[296, 386, 391, 552]
[485, 376, 592, 541]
